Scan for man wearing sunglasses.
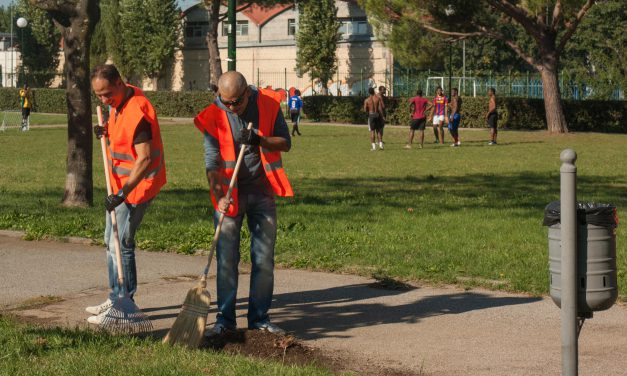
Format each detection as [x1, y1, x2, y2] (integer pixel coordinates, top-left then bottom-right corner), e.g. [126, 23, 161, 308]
[194, 71, 293, 337]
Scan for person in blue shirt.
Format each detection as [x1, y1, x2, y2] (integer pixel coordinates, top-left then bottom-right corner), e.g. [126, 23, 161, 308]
[288, 89, 303, 136]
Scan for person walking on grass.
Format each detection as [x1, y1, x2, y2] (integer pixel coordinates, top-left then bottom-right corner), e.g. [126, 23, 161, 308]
[288, 89, 303, 136]
[431, 86, 448, 144]
[364, 87, 384, 151]
[486, 87, 498, 145]
[194, 71, 293, 337]
[406, 89, 431, 149]
[448, 88, 462, 147]
[18, 84, 32, 131]
[86, 64, 167, 325]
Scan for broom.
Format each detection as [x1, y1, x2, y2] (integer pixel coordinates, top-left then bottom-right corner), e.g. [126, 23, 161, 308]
[163, 121, 253, 348]
[96, 105, 153, 335]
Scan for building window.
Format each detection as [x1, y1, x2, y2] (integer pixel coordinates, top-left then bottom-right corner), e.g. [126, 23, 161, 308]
[222, 20, 249, 36]
[338, 19, 370, 38]
[186, 21, 208, 38]
[288, 19, 296, 35]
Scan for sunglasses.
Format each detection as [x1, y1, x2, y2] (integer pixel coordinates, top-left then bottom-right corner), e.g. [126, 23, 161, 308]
[220, 90, 247, 107]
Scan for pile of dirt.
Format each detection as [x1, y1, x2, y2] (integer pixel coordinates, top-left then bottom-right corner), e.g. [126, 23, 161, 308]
[203, 329, 330, 369]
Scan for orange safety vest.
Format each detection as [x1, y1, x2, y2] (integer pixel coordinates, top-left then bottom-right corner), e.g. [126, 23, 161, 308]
[106, 85, 166, 204]
[194, 88, 293, 217]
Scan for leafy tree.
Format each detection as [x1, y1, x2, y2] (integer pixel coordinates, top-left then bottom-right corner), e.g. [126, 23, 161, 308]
[16, 0, 61, 87]
[0, 5, 16, 33]
[118, 0, 180, 86]
[296, 0, 340, 95]
[360, 0, 601, 133]
[561, 0, 626, 99]
[30, 0, 99, 207]
[90, 10, 108, 69]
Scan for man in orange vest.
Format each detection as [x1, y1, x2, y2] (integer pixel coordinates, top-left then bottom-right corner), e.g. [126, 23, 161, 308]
[195, 71, 292, 336]
[86, 64, 167, 325]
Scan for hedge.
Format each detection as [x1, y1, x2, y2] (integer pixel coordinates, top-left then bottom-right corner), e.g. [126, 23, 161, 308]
[0, 88, 214, 118]
[302, 95, 627, 133]
[2, 87, 624, 132]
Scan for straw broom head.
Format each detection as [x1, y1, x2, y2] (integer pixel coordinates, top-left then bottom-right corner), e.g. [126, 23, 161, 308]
[162, 279, 211, 348]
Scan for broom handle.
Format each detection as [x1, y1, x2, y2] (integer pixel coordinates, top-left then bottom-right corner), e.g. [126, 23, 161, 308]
[202, 122, 254, 281]
[97, 106, 126, 291]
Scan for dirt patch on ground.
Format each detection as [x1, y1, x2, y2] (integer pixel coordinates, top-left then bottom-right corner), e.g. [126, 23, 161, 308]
[202, 329, 413, 375]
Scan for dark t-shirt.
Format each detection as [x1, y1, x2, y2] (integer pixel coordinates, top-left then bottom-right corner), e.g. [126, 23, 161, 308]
[409, 96, 429, 120]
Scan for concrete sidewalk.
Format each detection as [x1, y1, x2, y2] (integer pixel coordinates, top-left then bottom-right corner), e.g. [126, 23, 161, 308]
[1, 234, 625, 375]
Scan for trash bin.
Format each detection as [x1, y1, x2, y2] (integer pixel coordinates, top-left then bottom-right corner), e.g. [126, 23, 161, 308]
[545, 202, 619, 315]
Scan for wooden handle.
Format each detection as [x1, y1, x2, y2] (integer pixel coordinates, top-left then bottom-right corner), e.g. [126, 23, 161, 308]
[202, 122, 254, 279]
[97, 106, 125, 291]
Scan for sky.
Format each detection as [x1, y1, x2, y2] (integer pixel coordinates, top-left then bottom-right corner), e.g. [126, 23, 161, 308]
[0, 0, 200, 12]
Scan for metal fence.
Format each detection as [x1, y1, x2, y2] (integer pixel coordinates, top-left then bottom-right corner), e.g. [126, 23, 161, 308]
[256, 68, 624, 100]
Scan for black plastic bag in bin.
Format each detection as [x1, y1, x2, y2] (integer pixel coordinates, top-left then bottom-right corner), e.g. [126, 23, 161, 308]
[543, 201, 618, 228]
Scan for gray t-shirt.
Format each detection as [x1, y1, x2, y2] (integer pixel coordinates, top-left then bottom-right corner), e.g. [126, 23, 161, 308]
[204, 86, 291, 194]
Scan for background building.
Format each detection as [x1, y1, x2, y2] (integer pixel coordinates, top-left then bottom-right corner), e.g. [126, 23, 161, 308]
[166, 0, 392, 95]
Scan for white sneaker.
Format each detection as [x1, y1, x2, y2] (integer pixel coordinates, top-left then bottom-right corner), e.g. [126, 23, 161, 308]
[205, 322, 231, 337]
[379, 143, 384, 150]
[87, 308, 110, 325]
[85, 299, 113, 315]
[252, 322, 286, 335]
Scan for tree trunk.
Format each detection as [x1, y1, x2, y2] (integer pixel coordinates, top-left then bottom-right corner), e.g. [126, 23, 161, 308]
[535, 32, 568, 133]
[32, 0, 99, 207]
[205, 0, 222, 86]
[540, 66, 568, 133]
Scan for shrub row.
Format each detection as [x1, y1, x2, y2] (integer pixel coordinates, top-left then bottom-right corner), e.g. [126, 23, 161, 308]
[302, 95, 627, 132]
[2, 87, 623, 132]
[0, 88, 214, 118]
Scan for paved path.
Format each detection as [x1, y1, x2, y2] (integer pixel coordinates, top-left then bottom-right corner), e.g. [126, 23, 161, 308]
[1, 233, 625, 375]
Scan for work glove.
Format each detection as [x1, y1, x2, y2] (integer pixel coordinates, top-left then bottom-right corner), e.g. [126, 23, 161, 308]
[94, 124, 107, 139]
[238, 128, 261, 146]
[104, 190, 125, 212]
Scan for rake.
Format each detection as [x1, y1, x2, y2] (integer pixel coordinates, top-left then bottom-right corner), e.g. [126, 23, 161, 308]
[163, 122, 253, 348]
[96, 105, 153, 335]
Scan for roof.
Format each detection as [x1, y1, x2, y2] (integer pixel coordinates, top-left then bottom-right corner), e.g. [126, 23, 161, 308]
[181, 2, 294, 27]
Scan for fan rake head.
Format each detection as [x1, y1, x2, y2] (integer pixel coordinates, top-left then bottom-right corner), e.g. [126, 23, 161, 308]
[100, 297, 153, 335]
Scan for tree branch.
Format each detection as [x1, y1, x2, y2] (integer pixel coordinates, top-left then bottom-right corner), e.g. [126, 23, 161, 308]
[557, 0, 595, 52]
[420, 23, 486, 39]
[485, 0, 543, 41]
[476, 25, 541, 70]
[29, 0, 76, 15]
[551, 0, 563, 30]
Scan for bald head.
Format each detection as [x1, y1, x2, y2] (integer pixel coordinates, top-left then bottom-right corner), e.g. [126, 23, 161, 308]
[218, 71, 248, 98]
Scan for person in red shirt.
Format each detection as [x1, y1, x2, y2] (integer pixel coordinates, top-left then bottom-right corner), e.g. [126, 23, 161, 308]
[405, 90, 432, 149]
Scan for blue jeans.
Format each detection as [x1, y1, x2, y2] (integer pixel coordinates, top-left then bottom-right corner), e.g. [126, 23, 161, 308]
[214, 191, 277, 329]
[104, 200, 152, 300]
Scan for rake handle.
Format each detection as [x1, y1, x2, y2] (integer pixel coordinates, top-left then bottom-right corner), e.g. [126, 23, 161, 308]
[97, 106, 126, 291]
[202, 122, 254, 282]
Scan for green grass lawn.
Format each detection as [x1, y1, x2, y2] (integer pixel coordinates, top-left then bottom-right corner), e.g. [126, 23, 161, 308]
[0, 123, 625, 299]
[0, 316, 332, 376]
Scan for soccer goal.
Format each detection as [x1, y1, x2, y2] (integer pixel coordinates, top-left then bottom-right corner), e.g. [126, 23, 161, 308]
[0, 110, 28, 132]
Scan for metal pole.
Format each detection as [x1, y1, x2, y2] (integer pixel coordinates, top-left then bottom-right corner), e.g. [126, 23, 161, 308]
[462, 39, 465, 95]
[227, 0, 236, 71]
[448, 41, 452, 99]
[560, 149, 578, 376]
[360, 68, 363, 96]
[257, 67, 259, 87]
[10, 1, 14, 87]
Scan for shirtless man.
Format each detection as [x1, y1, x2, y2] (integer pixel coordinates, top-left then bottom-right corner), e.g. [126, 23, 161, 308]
[486, 87, 498, 145]
[448, 88, 462, 147]
[364, 87, 384, 151]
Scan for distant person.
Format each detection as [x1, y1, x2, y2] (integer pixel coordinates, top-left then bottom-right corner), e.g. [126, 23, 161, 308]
[364, 87, 384, 151]
[448, 88, 462, 147]
[405, 89, 431, 149]
[376, 86, 387, 140]
[431, 86, 448, 144]
[288, 89, 303, 136]
[486, 87, 498, 145]
[19, 84, 32, 131]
